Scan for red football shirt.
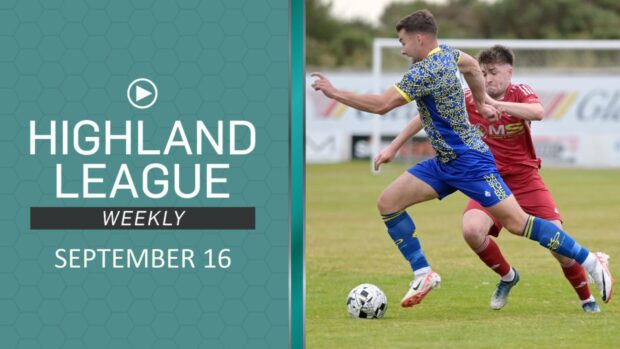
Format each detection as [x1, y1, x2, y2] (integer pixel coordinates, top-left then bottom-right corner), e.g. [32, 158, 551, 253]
[465, 84, 542, 176]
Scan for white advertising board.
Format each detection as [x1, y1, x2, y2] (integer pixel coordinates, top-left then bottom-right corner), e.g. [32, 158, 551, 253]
[306, 73, 620, 167]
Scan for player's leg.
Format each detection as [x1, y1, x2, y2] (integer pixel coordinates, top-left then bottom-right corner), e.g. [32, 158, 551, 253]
[485, 195, 614, 304]
[377, 171, 439, 215]
[462, 204, 518, 309]
[552, 250, 600, 313]
[507, 177, 599, 312]
[454, 165, 614, 305]
[462, 205, 513, 279]
[544, 221, 598, 312]
[378, 171, 438, 277]
[378, 159, 454, 307]
[462, 207, 493, 250]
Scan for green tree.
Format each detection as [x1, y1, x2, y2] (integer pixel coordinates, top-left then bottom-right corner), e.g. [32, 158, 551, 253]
[378, 0, 490, 38]
[307, 0, 377, 68]
[488, 0, 620, 39]
[307, 0, 620, 68]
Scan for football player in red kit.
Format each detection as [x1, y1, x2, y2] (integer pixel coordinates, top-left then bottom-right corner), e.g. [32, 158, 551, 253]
[462, 45, 601, 312]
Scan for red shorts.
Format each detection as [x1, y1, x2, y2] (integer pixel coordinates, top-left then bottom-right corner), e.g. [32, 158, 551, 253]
[463, 170, 562, 237]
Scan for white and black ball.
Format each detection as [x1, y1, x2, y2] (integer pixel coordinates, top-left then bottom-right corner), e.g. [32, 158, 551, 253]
[346, 283, 388, 319]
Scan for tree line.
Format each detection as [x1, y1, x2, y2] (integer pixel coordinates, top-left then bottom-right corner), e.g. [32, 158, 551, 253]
[307, 0, 620, 68]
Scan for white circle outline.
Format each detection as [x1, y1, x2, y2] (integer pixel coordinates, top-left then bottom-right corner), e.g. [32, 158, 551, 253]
[127, 78, 158, 109]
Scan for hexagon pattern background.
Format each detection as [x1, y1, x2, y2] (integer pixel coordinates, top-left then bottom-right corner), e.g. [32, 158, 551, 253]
[0, 0, 289, 348]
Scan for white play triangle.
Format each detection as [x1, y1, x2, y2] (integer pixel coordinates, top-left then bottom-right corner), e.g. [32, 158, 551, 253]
[135, 85, 152, 102]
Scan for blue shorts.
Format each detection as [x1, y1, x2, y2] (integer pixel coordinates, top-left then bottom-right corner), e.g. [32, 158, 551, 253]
[408, 150, 512, 207]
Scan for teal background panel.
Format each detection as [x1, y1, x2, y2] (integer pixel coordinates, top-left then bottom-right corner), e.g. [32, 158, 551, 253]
[0, 0, 290, 348]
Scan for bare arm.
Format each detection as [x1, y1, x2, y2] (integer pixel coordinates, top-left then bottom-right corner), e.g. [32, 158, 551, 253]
[488, 99, 544, 121]
[373, 115, 424, 171]
[458, 52, 486, 107]
[390, 115, 424, 150]
[458, 52, 500, 121]
[311, 72, 408, 115]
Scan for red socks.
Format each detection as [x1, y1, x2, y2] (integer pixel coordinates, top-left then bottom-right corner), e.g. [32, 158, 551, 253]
[475, 237, 512, 278]
[475, 237, 592, 301]
[561, 260, 592, 301]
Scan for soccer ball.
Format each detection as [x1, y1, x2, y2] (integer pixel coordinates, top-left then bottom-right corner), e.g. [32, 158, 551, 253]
[346, 283, 388, 319]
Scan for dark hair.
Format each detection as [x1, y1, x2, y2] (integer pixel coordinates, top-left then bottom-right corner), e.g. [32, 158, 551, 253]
[396, 9, 438, 35]
[477, 45, 514, 66]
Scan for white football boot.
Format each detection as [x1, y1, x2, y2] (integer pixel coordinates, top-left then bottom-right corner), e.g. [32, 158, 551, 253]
[400, 271, 441, 308]
[588, 252, 614, 303]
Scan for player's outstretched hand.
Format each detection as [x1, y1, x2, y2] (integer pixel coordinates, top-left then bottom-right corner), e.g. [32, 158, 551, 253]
[373, 145, 398, 171]
[310, 72, 337, 98]
[478, 103, 501, 122]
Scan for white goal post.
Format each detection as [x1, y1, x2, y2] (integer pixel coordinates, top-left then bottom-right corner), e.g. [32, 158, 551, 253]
[370, 38, 620, 172]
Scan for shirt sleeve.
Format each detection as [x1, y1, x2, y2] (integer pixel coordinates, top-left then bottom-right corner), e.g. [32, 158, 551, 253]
[394, 65, 430, 102]
[440, 44, 461, 64]
[516, 84, 540, 104]
[451, 47, 461, 64]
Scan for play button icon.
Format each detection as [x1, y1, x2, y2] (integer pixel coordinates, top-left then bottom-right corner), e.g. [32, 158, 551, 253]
[127, 78, 158, 109]
[135, 85, 152, 102]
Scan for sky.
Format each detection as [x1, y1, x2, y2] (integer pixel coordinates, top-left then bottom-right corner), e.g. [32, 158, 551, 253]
[329, 0, 407, 25]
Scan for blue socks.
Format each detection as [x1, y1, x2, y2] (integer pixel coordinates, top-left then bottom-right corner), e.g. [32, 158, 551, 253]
[524, 216, 590, 264]
[383, 213, 589, 272]
[382, 211, 429, 274]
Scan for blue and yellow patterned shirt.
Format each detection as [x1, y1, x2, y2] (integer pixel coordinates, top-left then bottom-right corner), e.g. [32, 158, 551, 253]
[394, 44, 489, 163]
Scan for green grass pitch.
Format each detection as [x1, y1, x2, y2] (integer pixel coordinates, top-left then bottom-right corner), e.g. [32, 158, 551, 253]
[307, 161, 619, 348]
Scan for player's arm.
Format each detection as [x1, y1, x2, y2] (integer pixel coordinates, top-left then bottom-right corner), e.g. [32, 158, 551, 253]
[389, 114, 424, 150]
[457, 52, 486, 106]
[374, 115, 423, 171]
[457, 52, 500, 121]
[310, 72, 408, 115]
[487, 99, 544, 121]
